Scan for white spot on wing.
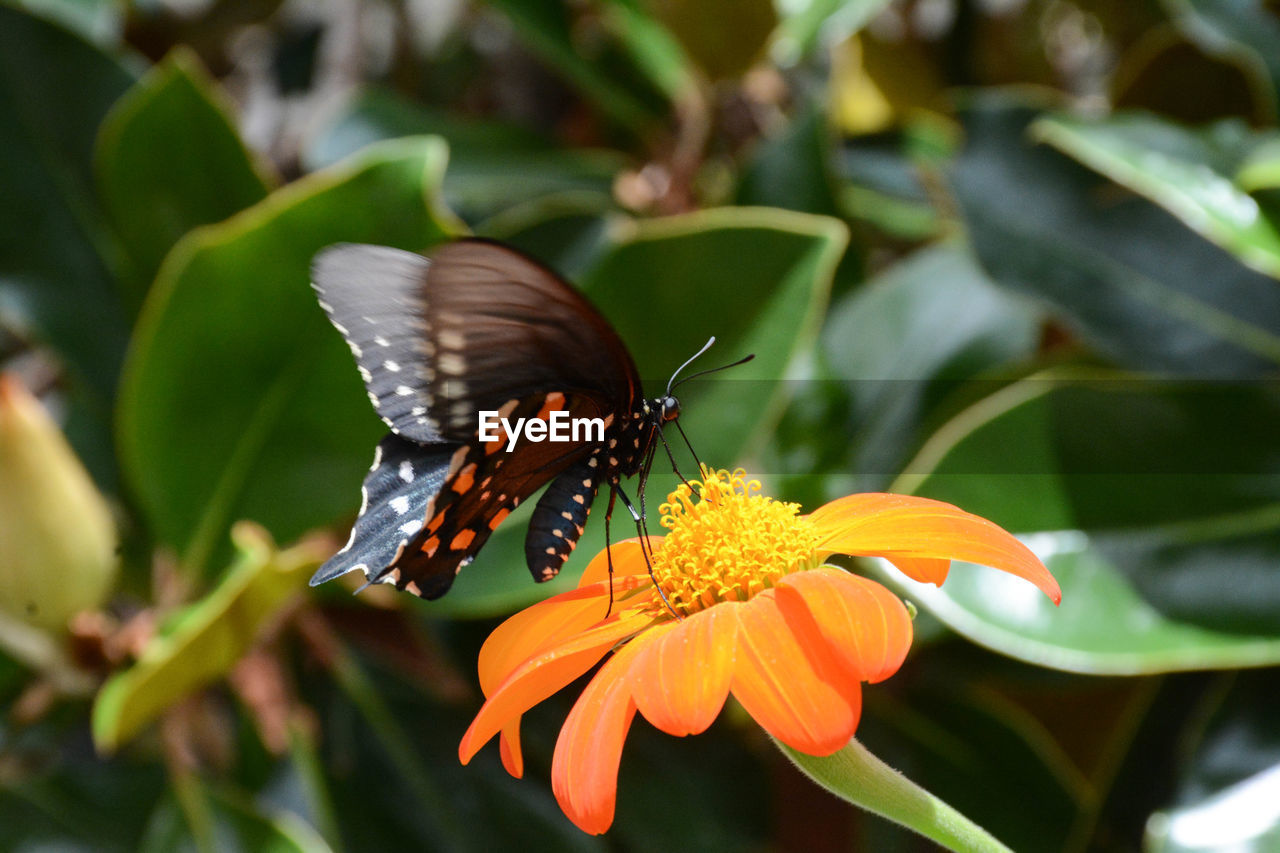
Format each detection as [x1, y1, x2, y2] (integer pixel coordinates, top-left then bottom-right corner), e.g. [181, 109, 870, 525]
[395, 385, 414, 396]
[390, 495, 411, 515]
[384, 360, 401, 372]
[399, 518, 423, 536]
[439, 329, 465, 350]
[399, 460, 414, 483]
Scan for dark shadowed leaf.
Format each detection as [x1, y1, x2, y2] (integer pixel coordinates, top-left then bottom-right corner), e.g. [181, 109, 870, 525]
[951, 96, 1280, 376]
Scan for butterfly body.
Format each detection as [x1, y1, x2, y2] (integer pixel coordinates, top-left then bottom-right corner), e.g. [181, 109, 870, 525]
[309, 240, 675, 600]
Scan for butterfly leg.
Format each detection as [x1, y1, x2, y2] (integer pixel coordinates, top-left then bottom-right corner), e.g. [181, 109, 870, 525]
[613, 484, 680, 619]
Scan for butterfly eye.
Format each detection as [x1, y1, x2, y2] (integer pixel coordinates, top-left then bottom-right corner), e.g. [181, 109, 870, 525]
[661, 395, 680, 421]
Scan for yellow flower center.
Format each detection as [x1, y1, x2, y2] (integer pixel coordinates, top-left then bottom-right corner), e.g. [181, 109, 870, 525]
[650, 467, 821, 616]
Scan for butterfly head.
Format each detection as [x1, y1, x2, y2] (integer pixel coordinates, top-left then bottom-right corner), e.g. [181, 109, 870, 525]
[658, 395, 680, 423]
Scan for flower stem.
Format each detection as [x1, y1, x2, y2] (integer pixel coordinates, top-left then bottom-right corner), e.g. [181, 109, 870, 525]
[773, 736, 1014, 853]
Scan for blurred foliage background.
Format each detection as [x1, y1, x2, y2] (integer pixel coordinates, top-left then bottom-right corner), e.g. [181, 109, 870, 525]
[2, 0, 1280, 850]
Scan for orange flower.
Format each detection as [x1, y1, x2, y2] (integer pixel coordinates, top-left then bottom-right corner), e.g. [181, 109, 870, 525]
[458, 468, 1060, 834]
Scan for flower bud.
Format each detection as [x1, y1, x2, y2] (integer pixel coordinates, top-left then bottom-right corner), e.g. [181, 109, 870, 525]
[0, 375, 118, 631]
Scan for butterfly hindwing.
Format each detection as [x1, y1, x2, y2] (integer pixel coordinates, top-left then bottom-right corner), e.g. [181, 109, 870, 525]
[389, 391, 603, 599]
[311, 434, 455, 586]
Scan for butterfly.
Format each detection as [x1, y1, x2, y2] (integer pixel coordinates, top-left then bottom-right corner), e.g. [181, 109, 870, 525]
[308, 239, 685, 600]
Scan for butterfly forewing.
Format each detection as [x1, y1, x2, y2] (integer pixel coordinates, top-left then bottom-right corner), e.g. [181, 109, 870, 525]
[312, 246, 447, 444]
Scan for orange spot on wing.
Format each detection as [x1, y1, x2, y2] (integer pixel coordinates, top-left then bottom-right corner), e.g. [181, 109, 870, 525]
[536, 391, 567, 421]
[453, 463, 477, 493]
[421, 536, 440, 557]
[451, 529, 476, 550]
[488, 508, 510, 530]
[427, 514, 445, 533]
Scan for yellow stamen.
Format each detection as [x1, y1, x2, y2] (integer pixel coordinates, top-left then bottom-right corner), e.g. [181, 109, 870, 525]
[650, 467, 821, 615]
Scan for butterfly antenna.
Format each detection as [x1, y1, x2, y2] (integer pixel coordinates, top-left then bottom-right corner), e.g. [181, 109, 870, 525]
[669, 351, 755, 393]
[666, 336, 718, 396]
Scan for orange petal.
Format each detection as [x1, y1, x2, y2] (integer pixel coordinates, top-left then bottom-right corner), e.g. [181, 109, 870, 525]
[551, 637, 645, 835]
[809, 493, 1062, 604]
[477, 573, 656, 694]
[630, 605, 739, 736]
[730, 591, 862, 755]
[776, 568, 912, 684]
[499, 721, 523, 777]
[577, 539, 651, 587]
[459, 612, 652, 764]
[885, 555, 950, 586]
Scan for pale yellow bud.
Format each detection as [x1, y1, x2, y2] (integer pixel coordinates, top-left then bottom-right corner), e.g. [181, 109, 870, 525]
[0, 376, 118, 631]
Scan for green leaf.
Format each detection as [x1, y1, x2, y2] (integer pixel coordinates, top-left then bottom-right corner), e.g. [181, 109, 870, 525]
[640, 0, 777, 80]
[599, 0, 697, 100]
[304, 88, 625, 223]
[117, 137, 456, 576]
[1164, 0, 1280, 116]
[141, 784, 333, 853]
[769, 0, 895, 66]
[1147, 765, 1280, 852]
[736, 105, 843, 217]
[783, 242, 1040, 500]
[482, 0, 669, 130]
[1033, 112, 1280, 279]
[96, 47, 275, 307]
[872, 371, 1280, 675]
[93, 524, 328, 753]
[951, 96, 1280, 375]
[0, 6, 136, 467]
[430, 207, 848, 617]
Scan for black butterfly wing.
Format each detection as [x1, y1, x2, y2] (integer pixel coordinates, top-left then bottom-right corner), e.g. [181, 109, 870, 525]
[310, 434, 456, 586]
[388, 391, 608, 599]
[312, 246, 444, 444]
[311, 239, 647, 599]
[312, 240, 642, 443]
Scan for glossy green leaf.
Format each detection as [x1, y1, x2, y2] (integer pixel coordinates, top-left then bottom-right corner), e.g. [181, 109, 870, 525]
[0, 5, 135, 434]
[430, 207, 848, 616]
[96, 47, 275, 306]
[93, 524, 328, 753]
[304, 88, 625, 223]
[869, 371, 1280, 675]
[769, 0, 895, 66]
[1164, 0, 1280, 114]
[1147, 765, 1280, 852]
[1145, 671, 1280, 851]
[951, 96, 1280, 375]
[117, 137, 456, 575]
[1033, 112, 1280, 278]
